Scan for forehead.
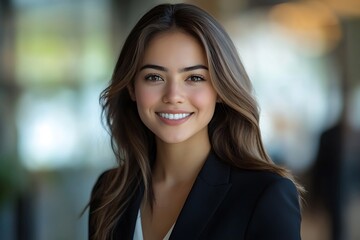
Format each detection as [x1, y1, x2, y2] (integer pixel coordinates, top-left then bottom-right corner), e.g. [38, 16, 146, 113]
[141, 30, 208, 67]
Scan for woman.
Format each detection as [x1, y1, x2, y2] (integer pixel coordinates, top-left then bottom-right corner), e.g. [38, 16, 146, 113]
[89, 3, 303, 240]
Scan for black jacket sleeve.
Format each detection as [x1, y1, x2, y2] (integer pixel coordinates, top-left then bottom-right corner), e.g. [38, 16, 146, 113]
[246, 178, 302, 240]
[88, 170, 111, 239]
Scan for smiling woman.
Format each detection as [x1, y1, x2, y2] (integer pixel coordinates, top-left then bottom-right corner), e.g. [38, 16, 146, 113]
[87, 3, 303, 240]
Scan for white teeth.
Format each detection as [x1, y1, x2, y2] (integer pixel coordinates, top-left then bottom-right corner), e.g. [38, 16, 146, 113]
[158, 113, 190, 120]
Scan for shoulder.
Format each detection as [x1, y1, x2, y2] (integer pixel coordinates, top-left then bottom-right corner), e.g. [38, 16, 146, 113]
[211, 157, 301, 239]
[230, 167, 297, 196]
[230, 164, 300, 211]
[89, 168, 118, 212]
[205, 153, 300, 203]
[91, 168, 118, 195]
[94, 168, 118, 185]
[227, 166, 300, 212]
[228, 168, 301, 239]
[229, 168, 300, 210]
[88, 168, 117, 237]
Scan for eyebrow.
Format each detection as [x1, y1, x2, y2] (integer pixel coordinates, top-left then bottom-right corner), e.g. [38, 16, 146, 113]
[139, 64, 208, 72]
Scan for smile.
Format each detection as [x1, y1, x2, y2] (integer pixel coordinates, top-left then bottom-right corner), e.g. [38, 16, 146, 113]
[157, 113, 191, 120]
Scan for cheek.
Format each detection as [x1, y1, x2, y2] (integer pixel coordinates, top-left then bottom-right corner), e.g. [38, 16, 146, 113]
[135, 85, 159, 107]
[191, 88, 217, 112]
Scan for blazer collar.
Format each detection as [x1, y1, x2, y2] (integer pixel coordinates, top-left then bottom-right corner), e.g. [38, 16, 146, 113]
[115, 152, 232, 239]
[170, 152, 232, 239]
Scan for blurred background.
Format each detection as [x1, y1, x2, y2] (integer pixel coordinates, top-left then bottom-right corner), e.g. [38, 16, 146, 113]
[0, 0, 359, 239]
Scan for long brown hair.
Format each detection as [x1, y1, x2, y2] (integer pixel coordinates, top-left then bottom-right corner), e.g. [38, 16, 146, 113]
[89, 3, 303, 239]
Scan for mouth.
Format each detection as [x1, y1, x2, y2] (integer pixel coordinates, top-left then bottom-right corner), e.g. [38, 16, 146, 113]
[157, 112, 193, 120]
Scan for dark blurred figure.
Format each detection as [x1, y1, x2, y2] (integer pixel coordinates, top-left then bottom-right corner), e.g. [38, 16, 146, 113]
[310, 88, 360, 240]
[311, 122, 344, 240]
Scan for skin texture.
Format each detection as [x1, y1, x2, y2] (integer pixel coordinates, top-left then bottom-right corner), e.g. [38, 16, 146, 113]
[130, 30, 218, 240]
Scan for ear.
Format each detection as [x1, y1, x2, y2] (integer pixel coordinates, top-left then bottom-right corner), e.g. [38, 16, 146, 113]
[127, 85, 136, 101]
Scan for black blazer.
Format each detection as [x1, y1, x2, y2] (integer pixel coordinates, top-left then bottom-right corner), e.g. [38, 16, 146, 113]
[89, 153, 302, 239]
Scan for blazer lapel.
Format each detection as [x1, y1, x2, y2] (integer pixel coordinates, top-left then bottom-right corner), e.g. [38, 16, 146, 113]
[170, 153, 232, 240]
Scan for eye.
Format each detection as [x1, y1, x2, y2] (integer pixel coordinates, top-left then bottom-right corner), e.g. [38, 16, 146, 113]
[187, 75, 205, 82]
[145, 74, 163, 82]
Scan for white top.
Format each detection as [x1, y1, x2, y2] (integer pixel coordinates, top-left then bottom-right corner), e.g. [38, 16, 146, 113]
[133, 209, 175, 240]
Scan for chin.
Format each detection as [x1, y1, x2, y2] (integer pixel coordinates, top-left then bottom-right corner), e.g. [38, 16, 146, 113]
[157, 134, 190, 145]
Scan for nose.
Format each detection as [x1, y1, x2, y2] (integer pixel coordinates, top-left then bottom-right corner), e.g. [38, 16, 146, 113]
[162, 80, 185, 104]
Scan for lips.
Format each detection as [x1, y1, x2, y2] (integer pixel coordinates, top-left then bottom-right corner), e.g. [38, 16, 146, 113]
[157, 112, 192, 120]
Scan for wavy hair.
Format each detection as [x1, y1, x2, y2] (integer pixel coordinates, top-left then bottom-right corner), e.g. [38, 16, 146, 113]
[89, 3, 303, 239]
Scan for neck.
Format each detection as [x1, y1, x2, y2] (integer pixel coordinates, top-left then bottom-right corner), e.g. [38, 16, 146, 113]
[153, 132, 211, 185]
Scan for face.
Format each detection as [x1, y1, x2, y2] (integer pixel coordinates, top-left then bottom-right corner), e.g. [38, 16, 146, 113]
[131, 30, 217, 145]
